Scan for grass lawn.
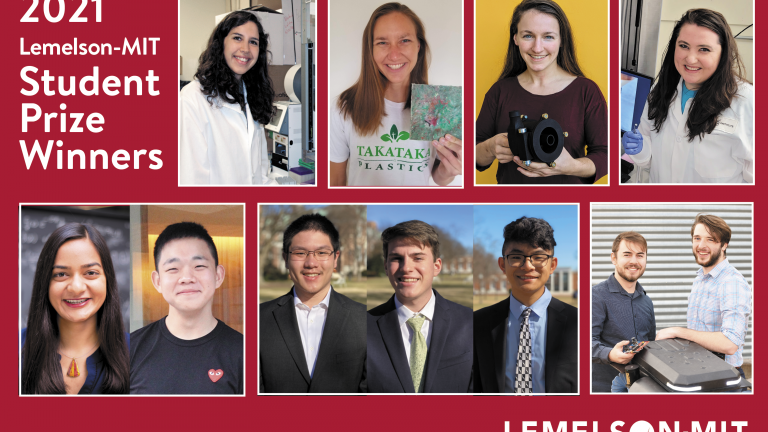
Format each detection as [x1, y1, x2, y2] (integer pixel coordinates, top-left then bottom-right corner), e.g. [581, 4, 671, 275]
[365, 274, 473, 310]
[259, 279, 367, 305]
[473, 293, 578, 311]
[261, 278, 575, 313]
[258, 274, 472, 310]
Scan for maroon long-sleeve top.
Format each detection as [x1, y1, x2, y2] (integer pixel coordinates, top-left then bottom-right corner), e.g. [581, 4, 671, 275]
[475, 76, 608, 184]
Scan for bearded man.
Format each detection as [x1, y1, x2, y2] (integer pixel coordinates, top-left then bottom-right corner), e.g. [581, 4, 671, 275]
[656, 214, 752, 382]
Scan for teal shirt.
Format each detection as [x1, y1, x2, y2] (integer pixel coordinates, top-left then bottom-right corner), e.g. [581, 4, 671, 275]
[681, 81, 698, 113]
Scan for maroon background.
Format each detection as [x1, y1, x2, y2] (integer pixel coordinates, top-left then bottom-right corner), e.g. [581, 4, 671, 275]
[6, 0, 760, 430]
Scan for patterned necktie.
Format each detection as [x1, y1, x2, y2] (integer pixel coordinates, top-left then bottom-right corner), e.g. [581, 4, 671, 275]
[515, 308, 533, 393]
[407, 314, 427, 393]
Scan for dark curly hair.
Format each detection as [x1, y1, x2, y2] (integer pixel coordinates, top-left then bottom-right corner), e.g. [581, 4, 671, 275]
[502, 216, 557, 255]
[195, 11, 275, 125]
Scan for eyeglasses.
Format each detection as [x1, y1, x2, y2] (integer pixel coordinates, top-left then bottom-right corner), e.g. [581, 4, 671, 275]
[504, 253, 553, 268]
[288, 250, 336, 261]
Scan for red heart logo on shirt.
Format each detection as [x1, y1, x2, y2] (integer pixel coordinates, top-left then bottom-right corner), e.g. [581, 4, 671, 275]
[208, 369, 224, 383]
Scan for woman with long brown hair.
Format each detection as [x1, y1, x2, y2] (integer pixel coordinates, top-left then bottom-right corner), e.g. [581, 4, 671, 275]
[475, 0, 607, 184]
[21, 223, 129, 394]
[330, 2, 461, 186]
[622, 9, 753, 183]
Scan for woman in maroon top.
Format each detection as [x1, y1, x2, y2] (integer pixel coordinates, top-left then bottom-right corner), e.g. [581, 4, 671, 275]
[475, 0, 607, 184]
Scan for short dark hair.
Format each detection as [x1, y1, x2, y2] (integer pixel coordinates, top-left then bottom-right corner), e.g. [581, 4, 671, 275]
[691, 213, 731, 245]
[282, 214, 340, 254]
[154, 222, 218, 269]
[502, 217, 556, 255]
[381, 220, 440, 261]
[612, 231, 647, 254]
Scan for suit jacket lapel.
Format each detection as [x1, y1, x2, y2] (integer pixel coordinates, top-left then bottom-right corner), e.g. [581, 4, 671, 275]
[490, 297, 510, 393]
[273, 290, 311, 385]
[544, 298, 566, 393]
[377, 296, 414, 392]
[311, 289, 349, 388]
[422, 291, 451, 393]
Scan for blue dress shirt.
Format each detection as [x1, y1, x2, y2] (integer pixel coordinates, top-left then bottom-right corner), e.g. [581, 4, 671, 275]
[687, 259, 751, 367]
[505, 288, 550, 393]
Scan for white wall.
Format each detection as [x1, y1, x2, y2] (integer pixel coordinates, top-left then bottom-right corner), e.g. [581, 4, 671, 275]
[329, 0, 463, 100]
[180, 0, 228, 82]
[654, 0, 753, 82]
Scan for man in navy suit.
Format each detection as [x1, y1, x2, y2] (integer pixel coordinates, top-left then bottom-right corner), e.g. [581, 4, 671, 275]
[473, 216, 578, 394]
[367, 220, 473, 393]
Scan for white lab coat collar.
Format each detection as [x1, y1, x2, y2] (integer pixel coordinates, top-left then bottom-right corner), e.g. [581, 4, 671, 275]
[218, 81, 247, 111]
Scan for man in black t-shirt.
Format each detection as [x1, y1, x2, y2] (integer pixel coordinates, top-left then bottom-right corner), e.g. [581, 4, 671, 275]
[130, 222, 243, 394]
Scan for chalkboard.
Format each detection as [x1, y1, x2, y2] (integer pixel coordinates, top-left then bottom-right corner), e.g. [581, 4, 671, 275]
[20, 207, 131, 331]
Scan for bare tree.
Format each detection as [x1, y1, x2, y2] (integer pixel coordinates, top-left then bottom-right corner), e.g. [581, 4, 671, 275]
[433, 226, 468, 264]
[324, 205, 367, 279]
[259, 205, 308, 278]
[473, 241, 501, 286]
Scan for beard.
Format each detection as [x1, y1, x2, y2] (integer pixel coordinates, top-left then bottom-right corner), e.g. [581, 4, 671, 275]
[693, 245, 724, 268]
[616, 265, 645, 283]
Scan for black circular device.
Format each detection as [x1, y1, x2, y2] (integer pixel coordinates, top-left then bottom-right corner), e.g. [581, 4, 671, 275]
[507, 111, 566, 165]
[531, 119, 564, 164]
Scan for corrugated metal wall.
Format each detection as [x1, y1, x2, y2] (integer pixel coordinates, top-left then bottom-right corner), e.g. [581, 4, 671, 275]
[591, 203, 753, 362]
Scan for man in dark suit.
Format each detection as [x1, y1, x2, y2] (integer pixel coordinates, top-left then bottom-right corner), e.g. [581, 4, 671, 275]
[259, 214, 366, 393]
[474, 217, 577, 394]
[367, 220, 472, 393]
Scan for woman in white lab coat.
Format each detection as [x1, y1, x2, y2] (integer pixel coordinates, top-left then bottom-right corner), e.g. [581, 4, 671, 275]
[179, 11, 276, 185]
[622, 9, 753, 183]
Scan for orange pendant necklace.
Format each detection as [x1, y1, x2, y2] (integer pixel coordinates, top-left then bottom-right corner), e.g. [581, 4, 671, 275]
[59, 343, 98, 378]
[67, 359, 80, 377]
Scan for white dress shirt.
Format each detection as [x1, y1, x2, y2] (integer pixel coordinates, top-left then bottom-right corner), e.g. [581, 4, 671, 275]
[293, 287, 332, 378]
[394, 290, 436, 363]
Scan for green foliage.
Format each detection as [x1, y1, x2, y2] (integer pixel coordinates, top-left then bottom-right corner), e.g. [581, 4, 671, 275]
[262, 262, 287, 281]
[365, 253, 386, 277]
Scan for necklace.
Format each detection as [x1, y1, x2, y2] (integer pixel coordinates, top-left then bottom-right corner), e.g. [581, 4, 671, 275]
[59, 342, 98, 378]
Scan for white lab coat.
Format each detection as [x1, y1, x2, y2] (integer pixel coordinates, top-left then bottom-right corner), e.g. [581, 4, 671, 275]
[179, 80, 276, 185]
[633, 78, 753, 183]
